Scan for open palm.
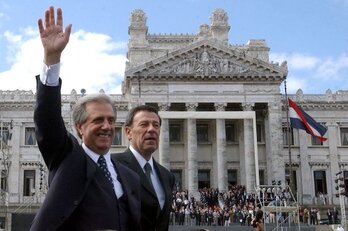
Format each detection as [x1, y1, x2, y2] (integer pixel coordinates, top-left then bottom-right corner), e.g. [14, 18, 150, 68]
[38, 6, 72, 64]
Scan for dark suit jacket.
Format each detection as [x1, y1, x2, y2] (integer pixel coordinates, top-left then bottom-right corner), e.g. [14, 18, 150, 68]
[113, 149, 175, 231]
[31, 77, 141, 231]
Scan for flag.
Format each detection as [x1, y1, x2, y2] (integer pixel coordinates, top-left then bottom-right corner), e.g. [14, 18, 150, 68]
[288, 98, 327, 142]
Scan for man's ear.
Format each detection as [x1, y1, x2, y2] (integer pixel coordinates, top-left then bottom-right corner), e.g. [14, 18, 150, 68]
[125, 126, 132, 141]
[76, 123, 83, 137]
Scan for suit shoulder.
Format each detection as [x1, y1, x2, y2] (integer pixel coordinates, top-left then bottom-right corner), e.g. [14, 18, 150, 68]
[116, 160, 139, 180]
[112, 152, 128, 161]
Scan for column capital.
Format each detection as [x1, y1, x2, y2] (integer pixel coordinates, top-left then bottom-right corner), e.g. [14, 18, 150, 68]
[268, 102, 281, 113]
[326, 121, 339, 127]
[158, 102, 170, 111]
[214, 103, 226, 111]
[185, 103, 198, 111]
[242, 102, 254, 111]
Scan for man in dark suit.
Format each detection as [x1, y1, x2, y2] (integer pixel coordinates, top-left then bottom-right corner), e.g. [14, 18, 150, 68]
[113, 105, 175, 231]
[31, 6, 141, 230]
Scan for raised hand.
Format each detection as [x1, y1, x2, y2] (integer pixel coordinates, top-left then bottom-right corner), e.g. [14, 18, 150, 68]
[38, 6, 72, 65]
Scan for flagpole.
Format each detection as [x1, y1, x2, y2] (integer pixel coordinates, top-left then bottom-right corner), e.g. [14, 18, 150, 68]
[284, 79, 294, 194]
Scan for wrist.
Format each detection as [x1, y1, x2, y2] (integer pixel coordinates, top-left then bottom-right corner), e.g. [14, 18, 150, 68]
[44, 53, 61, 65]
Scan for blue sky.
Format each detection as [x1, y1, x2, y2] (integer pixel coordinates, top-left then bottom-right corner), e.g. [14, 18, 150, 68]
[0, 0, 347, 94]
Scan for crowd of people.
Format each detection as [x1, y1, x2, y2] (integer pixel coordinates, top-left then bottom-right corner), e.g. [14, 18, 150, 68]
[169, 185, 339, 227]
[170, 186, 259, 227]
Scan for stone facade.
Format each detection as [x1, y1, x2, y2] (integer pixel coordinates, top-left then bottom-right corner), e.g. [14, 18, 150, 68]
[0, 9, 348, 227]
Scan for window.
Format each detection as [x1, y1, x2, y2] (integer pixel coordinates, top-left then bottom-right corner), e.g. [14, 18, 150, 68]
[171, 169, 182, 191]
[341, 128, 348, 146]
[311, 136, 323, 146]
[227, 169, 237, 187]
[112, 127, 122, 145]
[285, 169, 297, 191]
[0, 170, 7, 192]
[282, 126, 294, 146]
[343, 171, 348, 195]
[169, 123, 182, 143]
[197, 124, 209, 143]
[0, 127, 10, 145]
[256, 123, 265, 143]
[23, 170, 35, 196]
[198, 170, 210, 189]
[314, 170, 327, 195]
[25, 127, 37, 145]
[226, 123, 236, 142]
[259, 169, 265, 186]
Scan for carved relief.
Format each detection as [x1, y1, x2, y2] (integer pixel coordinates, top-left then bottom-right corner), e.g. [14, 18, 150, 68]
[130, 85, 166, 94]
[242, 103, 254, 111]
[158, 103, 170, 111]
[214, 103, 226, 111]
[186, 103, 198, 111]
[159, 49, 256, 76]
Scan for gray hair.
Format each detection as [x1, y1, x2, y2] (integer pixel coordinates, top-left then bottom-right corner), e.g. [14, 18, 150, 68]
[72, 93, 116, 138]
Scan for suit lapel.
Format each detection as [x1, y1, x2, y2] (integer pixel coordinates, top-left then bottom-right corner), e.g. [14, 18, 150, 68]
[121, 149, 158, 197]
[153, 160, 171, 212]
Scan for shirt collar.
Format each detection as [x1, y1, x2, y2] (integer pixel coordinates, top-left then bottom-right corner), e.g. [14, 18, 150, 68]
[129, 145, 153, 169]
[82, 143, 111, 164]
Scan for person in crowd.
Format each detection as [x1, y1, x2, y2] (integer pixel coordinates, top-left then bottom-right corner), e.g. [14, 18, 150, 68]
[113, 105, 175, 231]
[31, 6, 141, 231]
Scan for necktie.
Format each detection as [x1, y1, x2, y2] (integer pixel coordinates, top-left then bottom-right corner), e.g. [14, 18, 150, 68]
[98, 155, 114, 189]
[144, 162, 154, 189]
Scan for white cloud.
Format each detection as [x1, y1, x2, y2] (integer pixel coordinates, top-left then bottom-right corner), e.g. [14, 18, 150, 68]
[315, 54, 348, 80]
[282, 75, 308, 94]
[270, 53, 320, 70]
[271, 52, 348, 93]
[0, 27, 128, 94]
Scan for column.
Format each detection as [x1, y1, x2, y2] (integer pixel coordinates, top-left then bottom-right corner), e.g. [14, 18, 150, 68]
[242, 103, 255, 193]
[266, 102, 285, 185]
[215, 103, 227, 191]
[327, 122, 339, 205]
[158, 103, 170, 169]
[7, 121, 20, 203]
[186, 103, 198, 197]
[298, 129, 311, 204]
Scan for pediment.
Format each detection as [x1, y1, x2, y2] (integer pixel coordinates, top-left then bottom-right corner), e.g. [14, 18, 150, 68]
[125, 39, 287, 79]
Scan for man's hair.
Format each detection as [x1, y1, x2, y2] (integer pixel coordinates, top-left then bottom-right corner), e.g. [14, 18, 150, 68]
[72, 93, 116, 138]
[125, 105, 161, 127]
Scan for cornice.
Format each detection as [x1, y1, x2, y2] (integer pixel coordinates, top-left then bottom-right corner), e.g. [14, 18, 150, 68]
[339, 163, 348, 167]
[0, 102, 35, 110]
[282, 100, 348, 111]
[127, 74, 285, 83]
[308, 162, 330, 167]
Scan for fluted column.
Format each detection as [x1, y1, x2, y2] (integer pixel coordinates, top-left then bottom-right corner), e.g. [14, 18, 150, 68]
[186, 103, 198, 197]
[298, 128, 311, 204]
[327, 122, 339, 205]
[242, 103, 255, 193]
[266, 101, 285, 185]
[7, 121, 20, 203]
[158, 103, 170, 169]
[215, 103, 227, 191]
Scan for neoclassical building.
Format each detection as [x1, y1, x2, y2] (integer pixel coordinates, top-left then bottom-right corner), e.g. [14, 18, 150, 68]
[0, 8, 348, 228]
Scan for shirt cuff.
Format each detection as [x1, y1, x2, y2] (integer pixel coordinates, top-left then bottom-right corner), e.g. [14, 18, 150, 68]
[40, 62, 60, 86]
